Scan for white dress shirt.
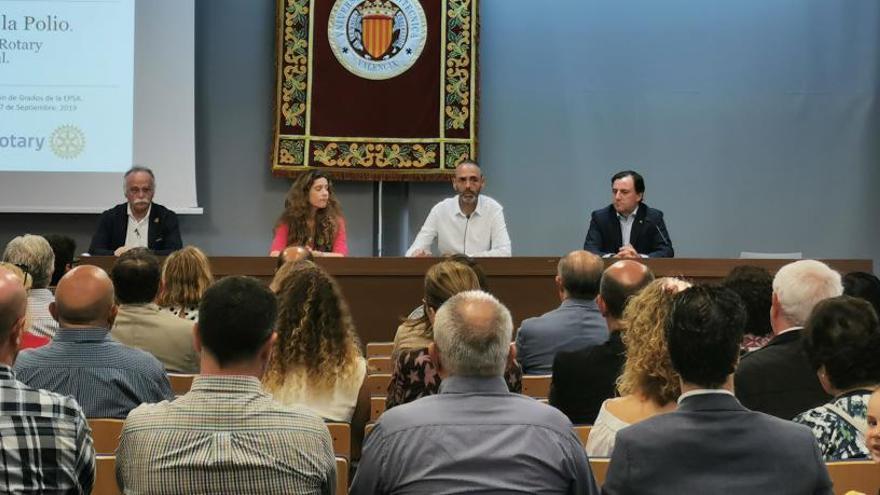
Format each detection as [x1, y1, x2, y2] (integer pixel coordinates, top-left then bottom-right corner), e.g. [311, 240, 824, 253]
[618, 205, 638, 246]
[124, 204, 151, 248]
[405, 195, 512, 257]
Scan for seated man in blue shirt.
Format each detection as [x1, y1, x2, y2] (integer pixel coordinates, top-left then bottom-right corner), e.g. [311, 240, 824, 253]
[351, 290, 598, 494]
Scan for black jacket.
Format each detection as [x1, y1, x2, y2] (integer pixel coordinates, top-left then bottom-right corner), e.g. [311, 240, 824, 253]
[88, 202, 182, 255]
[583, 202, 674, 258]
[549, 331, 625, 424]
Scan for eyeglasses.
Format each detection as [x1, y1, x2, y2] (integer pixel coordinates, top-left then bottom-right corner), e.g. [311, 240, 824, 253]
[12, 263, 31, 287]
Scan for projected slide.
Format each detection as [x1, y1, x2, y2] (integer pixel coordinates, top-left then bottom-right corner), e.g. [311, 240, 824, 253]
[0, 0, 134, 172]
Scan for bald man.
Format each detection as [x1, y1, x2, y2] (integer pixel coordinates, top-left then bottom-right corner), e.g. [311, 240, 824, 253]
[515, 251, 609, 374]
[15, 266, 173, 418]
[0, 268, 95, 493]
[550, 260, 655, 424]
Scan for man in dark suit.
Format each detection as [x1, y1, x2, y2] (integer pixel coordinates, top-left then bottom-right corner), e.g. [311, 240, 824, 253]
[88, 166, 182, 256]
[603, 285, 832, 495]
[583, 170, 673, 258]
[735, 260, 842, 419]
[549, 260, 653, 424]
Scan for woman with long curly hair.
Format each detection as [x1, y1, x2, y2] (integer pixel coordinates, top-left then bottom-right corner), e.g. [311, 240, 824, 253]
[586, 277, 690, 457]
[263, 261, 366, 425]
[156, 246, 214, 321]
[269, 170, 347, 257]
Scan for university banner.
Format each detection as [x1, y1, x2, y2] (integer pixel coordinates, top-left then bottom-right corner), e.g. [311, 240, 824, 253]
[271, 0, 479, 181]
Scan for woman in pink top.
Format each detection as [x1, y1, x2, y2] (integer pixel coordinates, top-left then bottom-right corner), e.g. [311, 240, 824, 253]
[270, 170, 348, 257]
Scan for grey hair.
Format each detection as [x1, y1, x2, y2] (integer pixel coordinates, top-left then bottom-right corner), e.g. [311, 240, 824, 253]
[2, 234, 55, 289]
[123, 166, 156, 191]
[773, 260, 843, 326]
[433, 290, 513, 377]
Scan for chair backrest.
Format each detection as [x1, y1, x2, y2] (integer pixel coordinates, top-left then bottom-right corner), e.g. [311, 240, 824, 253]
[367, 356, 392, 374]
[521, 375, 552, 398]
[366, 373, 392, 397]
[88, 418, 125, 455]
[94, 455, 120, 495]
[573, 425, 592, 447]
[335, 457, 348, 495]
[167, 373, 196, 396]
[325, 422, 351, 459]
[366, 342, 393, 357]
[365, 423, 375, 439]
[589, 458, 610, 487]
[370, 396, 387, 421]
[739, 251, 803, 259]
[826, 460, 880, 495]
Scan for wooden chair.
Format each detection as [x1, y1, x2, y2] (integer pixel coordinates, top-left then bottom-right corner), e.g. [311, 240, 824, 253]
[366, 373, 392, 397]
[370, 396, 387, 421]
[88, 418, 124, 455]
[521, 375, 552, 398]
[167, 373, 196, 396]
[365, 423, 376, 439]
[826, 460, 880, 495]
[573, 425, 591, 447]
[94, 455, 120, 495]
[367, 356, 392, 374]
[325, 422, 351, 459]
[366, 342, 393, 357]
[589, 458, 610, 487]
[335, 457, 348, 495]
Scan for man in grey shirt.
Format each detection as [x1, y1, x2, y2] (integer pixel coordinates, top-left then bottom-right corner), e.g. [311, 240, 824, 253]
[351, 290, 598, 495]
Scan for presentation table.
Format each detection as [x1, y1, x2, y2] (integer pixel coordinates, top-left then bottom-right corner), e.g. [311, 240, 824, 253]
[83, 257, 871, 345]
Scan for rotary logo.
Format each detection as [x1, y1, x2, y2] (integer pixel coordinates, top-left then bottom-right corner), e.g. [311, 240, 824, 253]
[328, 0, 427, 80]
[49, 125, 86, 159]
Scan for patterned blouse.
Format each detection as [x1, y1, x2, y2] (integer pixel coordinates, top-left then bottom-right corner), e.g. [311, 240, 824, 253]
[793, 389, 872, 461]
[386, 347, 523, 410]
[159, 305, 199, 321]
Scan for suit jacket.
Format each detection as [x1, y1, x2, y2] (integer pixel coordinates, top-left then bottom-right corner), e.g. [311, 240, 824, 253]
[602, 393, 832, 495]
[549, 331, 624, 424]
[583, 202, 673, 258]
[515, 298, 608, 375]
[88, 203, 182, 255]
[112, 304, 200, 374]
[734, 329, 831, 420]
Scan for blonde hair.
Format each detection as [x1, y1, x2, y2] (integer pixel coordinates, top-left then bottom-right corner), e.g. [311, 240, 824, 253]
[156, 246, 214, 307]
[617, 277, 690, 405]
[400, 261, 481, 346]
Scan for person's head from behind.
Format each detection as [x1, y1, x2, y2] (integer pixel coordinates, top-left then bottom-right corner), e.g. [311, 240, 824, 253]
[123, 166, 156, 218]
[2, 234, 55, 290]
[276, 245, 313, 270]
[197, 276, 277, 373]
[598, 260, 655, 324]
[0, 267, 27, 364]
[430, 290, 513, 379]
[556, 250, 604, 301]
[51, 265, 117, 329]
[721, 265, 773, 337]
[843, 272, 880, 318]
[772, 260, 842, 331]
[446, 254, 489, 292]
[618, 277, 691, 405]
[111, 248, 161, 304]
[802, 296, 880, 396]
[156, 246, 214, 308]
[667, 286, 747, 389]
[267, 262, 360, 388]
[421, 261, 481, 329]
[42, 234, 76, 286]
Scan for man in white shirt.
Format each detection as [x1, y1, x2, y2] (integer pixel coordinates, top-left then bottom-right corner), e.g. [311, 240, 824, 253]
[406, 161, 512, 257]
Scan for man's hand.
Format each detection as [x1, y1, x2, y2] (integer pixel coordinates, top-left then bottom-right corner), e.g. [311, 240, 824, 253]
[114, 246, 133, 257]
[411, 249, 433, 258]
[615, 244, 640, 259]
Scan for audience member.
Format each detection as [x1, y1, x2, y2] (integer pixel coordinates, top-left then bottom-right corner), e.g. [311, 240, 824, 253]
[866, 388, 880, 461]
[43, 234, 76, 286]
[2, 234, 57, 338]
[387, 260, 521, 409]
[351, 291, 598, 494]
[722, 265, 774, 352]
[843, 271, 880, 317]
[602, 285, 832, 494]
[276, 245, 314, 269]
[156, 246, 214, 321]
[88, 166, 183, 256]
[586, 277, 689, 457]
[270, 170, 347, 257]
[550, 260, 654, 424]
[735, 259, 842, 419]
[0, 266, 94, 494]
[793, 296, 880, 460]
[515, 250, 608, 375]
[110, 249, 199, 373]
[0, 263, 49, 349]
[15, 265, 173, 418]
[118, 276, 336, 494]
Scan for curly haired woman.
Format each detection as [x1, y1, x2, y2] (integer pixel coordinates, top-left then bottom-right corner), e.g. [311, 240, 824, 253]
[269, 170, 347, 257]
[156, 246, 214, 321]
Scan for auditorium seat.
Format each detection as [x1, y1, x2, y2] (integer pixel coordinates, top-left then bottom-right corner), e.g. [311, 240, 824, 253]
[167, 373, 196, 396]
[88, 418, 124, 455]
[366, 373, 392, 397]
[370, 396, 386, 421]
[325, 422, 351, 459]
[521, 375, 551, 398]
[335, 457, 348, 495]
[94, 455, 120, 495]
[589, 458, 610, 487]
[367, 356, 392, 374]
[366, 342, 393, 357]
[826, 460, 880, 495]
[573, 425, 592, 447]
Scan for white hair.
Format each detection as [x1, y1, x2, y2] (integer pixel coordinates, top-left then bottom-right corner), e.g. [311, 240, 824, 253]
[123, 166, 156, 191]
[2, 234, 54, 289]
[773, 260, 843, 326]
[433, 290, 513, 377]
